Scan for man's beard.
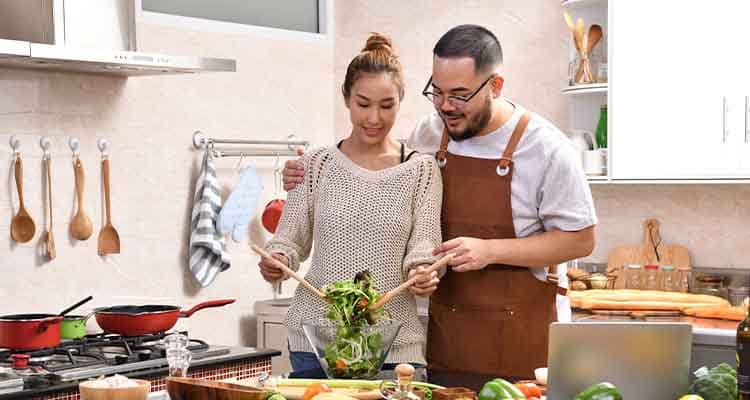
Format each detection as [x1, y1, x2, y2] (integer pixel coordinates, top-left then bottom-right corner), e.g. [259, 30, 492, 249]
[443, 96, 492, 142]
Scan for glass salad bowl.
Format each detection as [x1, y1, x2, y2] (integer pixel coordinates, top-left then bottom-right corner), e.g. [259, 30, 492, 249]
[302, 318, 402, 379]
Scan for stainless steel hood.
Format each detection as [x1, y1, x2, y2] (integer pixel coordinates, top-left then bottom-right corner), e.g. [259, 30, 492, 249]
[0, 1, 236, 77]
[0, 40, 235, 77]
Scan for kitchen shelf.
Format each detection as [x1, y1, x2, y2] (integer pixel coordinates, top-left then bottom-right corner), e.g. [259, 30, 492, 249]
[586, 175, 609, 183]
[561, 0, 608, 8]
[562, 83, 608, 95]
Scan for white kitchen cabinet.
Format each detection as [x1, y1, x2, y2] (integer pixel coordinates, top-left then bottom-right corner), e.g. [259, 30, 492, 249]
[610, 1, 750, 179]
[255, 299, 292, 375]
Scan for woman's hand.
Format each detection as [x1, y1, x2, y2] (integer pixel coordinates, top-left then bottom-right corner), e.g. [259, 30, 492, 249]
[258, 252, 289, 282]
[407, 265, 440, 297]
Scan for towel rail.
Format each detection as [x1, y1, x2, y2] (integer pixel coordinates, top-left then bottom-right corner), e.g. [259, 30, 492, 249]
[192, 131, 309, 158]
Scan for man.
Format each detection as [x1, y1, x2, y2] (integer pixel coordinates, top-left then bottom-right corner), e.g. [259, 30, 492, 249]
[281, 25, 596, 385]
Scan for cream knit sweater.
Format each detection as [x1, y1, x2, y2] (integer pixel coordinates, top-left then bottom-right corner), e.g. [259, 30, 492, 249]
[266, 146, 443, 365]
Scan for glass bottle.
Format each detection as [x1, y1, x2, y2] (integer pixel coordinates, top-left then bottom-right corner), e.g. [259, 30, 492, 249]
[625, 264, 642, 289]
[595, 105, 608, 149]
[737, 299, 750, 398]
[677, 267, 691, 293]
[643, 265, 659, 291]
[660, 265, 676, 291]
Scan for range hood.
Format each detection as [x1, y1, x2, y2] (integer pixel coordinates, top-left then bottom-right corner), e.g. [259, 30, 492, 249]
[0, 41, 235, 77]
[0, 1, 236, 77]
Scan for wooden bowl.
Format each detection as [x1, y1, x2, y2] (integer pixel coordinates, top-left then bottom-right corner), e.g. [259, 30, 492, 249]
[79, 379, 150, 400]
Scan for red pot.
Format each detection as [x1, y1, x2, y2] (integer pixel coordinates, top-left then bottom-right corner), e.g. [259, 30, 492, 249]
[95, 299, 235, 336]
[262, 199, 285, 233]
[0, 314, 63, 350]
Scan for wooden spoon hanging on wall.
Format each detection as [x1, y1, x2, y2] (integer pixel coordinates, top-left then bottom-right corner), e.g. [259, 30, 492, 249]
[10, 155, 36, 243]
[97, 157, 120, 255]
[70, 157, 93, 240]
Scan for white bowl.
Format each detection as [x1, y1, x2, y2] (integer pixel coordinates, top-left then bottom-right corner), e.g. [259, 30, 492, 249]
[534, 367, 548, 385]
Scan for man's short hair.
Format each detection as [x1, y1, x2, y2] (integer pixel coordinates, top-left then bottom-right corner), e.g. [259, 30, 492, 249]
[433, 24, 503, 73]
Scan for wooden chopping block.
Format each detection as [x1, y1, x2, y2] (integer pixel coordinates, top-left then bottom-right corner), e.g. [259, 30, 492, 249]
[229, 379, 384, 400]
[167, 377, 269, 400]
[607, 219, 691, 289]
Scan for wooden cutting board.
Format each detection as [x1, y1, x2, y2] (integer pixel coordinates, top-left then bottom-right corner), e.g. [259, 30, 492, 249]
[229, 379, 383, 400]
[607, 218, 691, 288]
[167, 377, 269, 400]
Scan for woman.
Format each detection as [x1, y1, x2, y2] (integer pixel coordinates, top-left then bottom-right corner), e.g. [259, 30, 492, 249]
[258, 33, 443, 376]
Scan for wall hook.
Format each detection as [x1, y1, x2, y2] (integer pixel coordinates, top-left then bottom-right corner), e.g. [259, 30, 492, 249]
[68, 137, 80, 159]
[97, 138, 109, 159]
[9, 136, 20, 159]
[40, 137, 51, 160]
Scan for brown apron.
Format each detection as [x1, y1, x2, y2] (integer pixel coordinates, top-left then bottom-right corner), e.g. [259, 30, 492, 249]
[426, 113, 561, 381]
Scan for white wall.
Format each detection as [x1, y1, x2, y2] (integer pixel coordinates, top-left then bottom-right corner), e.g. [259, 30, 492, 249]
[0, 19, 334, 346]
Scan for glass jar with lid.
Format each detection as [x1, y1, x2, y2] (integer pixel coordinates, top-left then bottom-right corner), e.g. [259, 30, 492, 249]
[677, 267, 691, 293]
[660, 265, 676, 291]
[643, 264, 660, 291]
[625, 264, 643, 289]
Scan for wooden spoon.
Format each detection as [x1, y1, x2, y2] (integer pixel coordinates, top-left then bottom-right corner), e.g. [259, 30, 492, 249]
[587, 24, 603, 55]
[10, 155, 36, 243]
[70, 158, 93, 240]
[562, 11, 578, 52]
[43, 157, 56, 259]
[251, 244, 326, 299]
[97, 158, 120, 255]
[369, 253, 454, 311]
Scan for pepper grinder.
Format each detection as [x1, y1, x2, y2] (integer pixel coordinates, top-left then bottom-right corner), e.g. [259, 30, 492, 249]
[381, 364, 420, 400]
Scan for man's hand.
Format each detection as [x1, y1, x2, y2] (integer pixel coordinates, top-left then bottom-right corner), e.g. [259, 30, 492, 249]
[282, 147, 306, 191]
[433, 237, 494, 272]
[257, 253, 289, 282]
[407, 265, 440, 297]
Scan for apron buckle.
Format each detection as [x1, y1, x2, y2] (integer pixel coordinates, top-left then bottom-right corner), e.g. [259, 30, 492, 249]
[496, 165, 510, 176]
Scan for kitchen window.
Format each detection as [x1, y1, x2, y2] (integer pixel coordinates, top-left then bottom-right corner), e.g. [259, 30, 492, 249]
[136, 0, 330, 38]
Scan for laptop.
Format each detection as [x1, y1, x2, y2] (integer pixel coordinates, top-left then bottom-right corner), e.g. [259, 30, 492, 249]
[546, 322, 692, 400]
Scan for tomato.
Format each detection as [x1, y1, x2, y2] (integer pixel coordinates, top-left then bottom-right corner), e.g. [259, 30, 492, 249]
[262, 199, 285, 233]
[514, 382, 542, 397]
[335, 358, 347, 372]
[303, 382, 332, 400]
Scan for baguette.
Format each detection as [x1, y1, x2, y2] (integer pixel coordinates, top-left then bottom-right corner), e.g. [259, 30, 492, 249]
[578, 299, 725, 311]
[569, 289, 730, 306]
[683, 305, 746, 321]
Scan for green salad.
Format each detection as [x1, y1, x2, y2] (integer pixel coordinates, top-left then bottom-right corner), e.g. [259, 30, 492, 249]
[323, 271, 388, 378]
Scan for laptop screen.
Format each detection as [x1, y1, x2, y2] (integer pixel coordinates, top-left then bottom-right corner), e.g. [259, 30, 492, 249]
[546, 322, 692, 400]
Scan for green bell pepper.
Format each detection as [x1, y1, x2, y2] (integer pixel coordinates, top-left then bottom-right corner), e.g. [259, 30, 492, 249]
[478, 379, 527, 400]
[574, 382, 622, 400]
[479, 381, 512, 400]
[491, 379, 526, 399]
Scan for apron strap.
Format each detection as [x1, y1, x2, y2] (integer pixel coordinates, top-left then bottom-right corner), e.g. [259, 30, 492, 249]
[436, 128, 450, 167]
[497, 112, 532, 174]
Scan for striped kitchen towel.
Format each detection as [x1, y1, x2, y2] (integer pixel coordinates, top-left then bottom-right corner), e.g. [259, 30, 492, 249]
[189, 150, 231, 287]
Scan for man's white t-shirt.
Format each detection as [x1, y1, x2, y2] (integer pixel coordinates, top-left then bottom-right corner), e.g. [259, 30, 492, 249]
[408, 100, 598, 322]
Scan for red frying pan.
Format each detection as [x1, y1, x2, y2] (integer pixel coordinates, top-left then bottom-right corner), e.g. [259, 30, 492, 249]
[94, 299, 235, 336]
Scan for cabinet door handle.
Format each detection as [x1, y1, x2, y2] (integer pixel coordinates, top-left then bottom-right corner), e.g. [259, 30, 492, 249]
[746, 96, 749, 144]
[723, 96, 728, 143]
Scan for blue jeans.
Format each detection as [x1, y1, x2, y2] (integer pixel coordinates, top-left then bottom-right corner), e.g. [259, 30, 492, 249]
[289, 350, 425, 378]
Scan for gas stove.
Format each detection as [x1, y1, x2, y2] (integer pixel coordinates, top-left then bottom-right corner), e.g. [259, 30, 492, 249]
[0, 331, 230, 390]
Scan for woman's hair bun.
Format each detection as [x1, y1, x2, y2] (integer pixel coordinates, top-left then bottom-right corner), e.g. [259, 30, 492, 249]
[362, 33, 393, 54]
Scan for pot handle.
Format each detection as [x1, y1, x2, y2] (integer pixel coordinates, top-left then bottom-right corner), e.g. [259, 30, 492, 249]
[179, 299, 236, 318]
[37, 316, 63, 333]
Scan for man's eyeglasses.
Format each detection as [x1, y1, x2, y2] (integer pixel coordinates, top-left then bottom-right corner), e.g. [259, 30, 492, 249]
[422, 75, 496, 109]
